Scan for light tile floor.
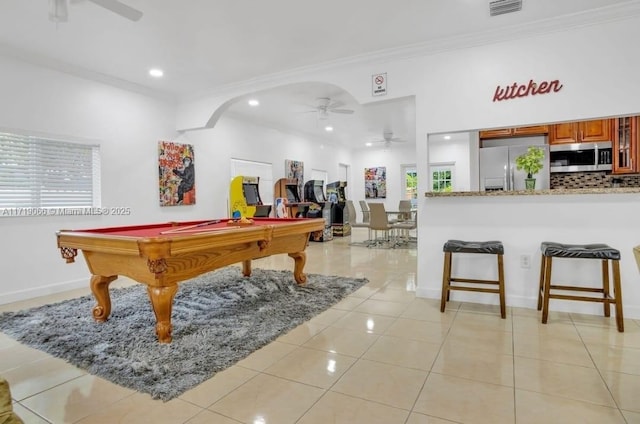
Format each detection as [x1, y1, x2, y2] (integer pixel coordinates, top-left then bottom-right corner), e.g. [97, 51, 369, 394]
[2, 228, 640, 423]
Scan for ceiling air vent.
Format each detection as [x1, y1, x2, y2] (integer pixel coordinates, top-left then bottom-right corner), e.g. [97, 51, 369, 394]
[489, 0, 522, 16]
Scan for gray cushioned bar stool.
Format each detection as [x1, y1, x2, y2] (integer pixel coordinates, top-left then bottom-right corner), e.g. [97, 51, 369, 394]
[538, 242, 624, 332]
[441, 240, 506, 318]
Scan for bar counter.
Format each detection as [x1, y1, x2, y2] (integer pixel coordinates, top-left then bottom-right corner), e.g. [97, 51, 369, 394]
[418, 186, 640, 319]
[425, 187, 640, 197]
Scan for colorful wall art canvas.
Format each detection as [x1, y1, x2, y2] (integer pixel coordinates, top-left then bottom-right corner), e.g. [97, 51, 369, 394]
[285, 159, 304, 201]
[364, 166, 387, 199]
[158, 141, 195, 206]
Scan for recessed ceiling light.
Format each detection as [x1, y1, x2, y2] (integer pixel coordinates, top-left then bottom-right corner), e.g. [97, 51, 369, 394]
[149, 68, 164, 78]
[248, 99, 260, 107]
[444, 135, 451, 140]
[365, 142, 373, 147]
[324, 126, 333, 132]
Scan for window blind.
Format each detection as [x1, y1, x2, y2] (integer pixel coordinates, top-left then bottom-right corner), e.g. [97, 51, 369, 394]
[0, 131, 101, 210]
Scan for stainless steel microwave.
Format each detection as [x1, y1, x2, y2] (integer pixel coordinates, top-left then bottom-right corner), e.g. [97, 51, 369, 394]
[549, 141, 612, 173]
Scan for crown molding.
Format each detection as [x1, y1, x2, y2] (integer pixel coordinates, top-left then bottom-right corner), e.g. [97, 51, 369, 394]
[3, 1, 640, 104]
[0, 42, 177, 104]
[181, 1, 640, 102]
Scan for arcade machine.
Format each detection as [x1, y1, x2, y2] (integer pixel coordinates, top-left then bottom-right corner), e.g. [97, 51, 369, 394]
[303, 179, 333, 242]
[229, 176, 271, 218]
[273, 178, 310, 218]
[326, 181, 351, 236]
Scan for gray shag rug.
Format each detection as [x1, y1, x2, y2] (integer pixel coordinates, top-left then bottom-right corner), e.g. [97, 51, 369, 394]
[0, 267, 367, 401]
[349, 239, 417, 249]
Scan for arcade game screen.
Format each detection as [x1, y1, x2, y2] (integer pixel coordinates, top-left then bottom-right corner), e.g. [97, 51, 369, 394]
[314, 186, 326, 202]
[243, 184, 260, 205]
[286, 186, 300, 203]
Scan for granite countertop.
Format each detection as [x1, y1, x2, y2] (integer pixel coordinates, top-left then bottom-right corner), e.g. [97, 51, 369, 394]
[425, 187, 640, 197]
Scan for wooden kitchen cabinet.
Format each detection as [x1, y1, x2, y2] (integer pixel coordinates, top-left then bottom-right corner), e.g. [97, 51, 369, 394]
[479, 128, 513, 139]
[549, 119, 612, 144]
[612, 116, 638, 174]
[512, 125, 549, 136]
[479, 125, 549, 139]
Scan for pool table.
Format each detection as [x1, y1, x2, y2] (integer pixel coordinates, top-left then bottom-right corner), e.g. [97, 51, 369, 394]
[56, 217, 325, 343]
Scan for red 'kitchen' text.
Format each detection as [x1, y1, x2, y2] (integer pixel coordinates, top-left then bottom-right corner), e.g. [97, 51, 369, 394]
[493, 79, 563, 102]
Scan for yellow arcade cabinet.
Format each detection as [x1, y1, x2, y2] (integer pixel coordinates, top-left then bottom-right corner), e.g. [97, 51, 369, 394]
[229, 176, 270, 218]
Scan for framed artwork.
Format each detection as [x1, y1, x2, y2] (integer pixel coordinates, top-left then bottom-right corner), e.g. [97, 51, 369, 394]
[285, 159, 304, 201]
[364, 166, 387, 199]
[158, 141, 195, 206]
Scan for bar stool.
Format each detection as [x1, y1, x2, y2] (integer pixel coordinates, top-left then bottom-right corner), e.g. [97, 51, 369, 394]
[538, 242, 624, 332]
[441, 240, 506, 318]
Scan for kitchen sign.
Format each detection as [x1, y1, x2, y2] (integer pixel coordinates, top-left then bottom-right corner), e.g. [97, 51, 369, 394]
[372, 73, 387, 96]
[493, 79, 563, 102]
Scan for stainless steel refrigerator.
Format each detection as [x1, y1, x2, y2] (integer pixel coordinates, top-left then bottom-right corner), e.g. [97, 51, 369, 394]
[479, 145, 550, 191]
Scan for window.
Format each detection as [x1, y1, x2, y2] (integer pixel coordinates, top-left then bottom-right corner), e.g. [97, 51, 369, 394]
[401, 164, 418, 208]
[0, 131, 101, 213]
[430, 163, 454, 192]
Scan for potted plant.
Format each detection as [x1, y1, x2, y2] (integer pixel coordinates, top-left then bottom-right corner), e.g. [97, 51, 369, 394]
[515, 146, 545, 190]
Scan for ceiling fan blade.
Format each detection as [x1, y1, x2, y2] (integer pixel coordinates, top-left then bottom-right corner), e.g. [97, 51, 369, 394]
[49, 0, 69, 22]
[87, 0, 143, 21]
[327, 100, 346, 108]
[330, 109, 354, 114]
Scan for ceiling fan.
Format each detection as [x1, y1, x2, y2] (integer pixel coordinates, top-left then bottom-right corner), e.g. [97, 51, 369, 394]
[302, 97, 354, 120]
[374, 131, 407, 147]
[49, 0, 143, 23]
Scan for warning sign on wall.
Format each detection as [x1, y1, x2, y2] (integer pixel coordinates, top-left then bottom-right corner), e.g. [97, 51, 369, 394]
[372, 73, 387, 97]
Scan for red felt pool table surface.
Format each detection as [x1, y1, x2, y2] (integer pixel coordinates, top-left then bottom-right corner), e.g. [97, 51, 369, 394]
[56, 217, 325, 343]
[77, 217, 311, 237]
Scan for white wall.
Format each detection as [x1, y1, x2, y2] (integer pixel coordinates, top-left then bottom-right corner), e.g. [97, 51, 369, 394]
[416, 16, 640, 318]
[419, 20, 640, 133]
[349, 143, 416, 219]
[419, 194, 640, 318]
[0, 55, 182, 303]
[179, 116, 352, 218]
[0, 56, 352, 304]
[177, 12, 640, 318]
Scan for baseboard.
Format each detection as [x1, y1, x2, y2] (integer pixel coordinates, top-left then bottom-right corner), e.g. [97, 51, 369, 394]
[417, 287, 640, 319]
[0, 278, 88, 306]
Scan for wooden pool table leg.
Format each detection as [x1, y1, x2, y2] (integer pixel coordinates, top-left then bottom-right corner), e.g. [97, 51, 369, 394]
[288, 251, 307, 284]
[147, 285, 179, 343]
[90, 275, 117, 322]
[242, 260, 252, 278]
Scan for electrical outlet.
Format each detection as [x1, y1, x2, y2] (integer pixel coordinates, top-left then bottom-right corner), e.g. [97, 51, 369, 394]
[520, 254, 531, 268]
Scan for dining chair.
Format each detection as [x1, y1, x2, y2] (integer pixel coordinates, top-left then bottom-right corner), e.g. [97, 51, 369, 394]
[346, 200, 371, 240]
[358, 200, 370, 223]
[398, 200, 413, 221]
[368, 202, 399, 247]
[394, 212, 417, 244]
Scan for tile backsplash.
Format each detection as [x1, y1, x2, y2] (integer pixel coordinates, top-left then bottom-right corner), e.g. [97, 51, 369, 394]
[550, 172, 640, 189]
